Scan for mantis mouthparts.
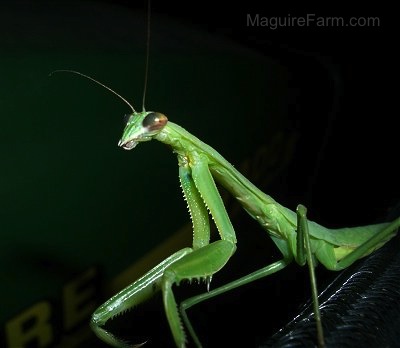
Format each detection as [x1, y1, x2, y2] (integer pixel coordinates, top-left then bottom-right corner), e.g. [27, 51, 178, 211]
[118, 139, 138, 150]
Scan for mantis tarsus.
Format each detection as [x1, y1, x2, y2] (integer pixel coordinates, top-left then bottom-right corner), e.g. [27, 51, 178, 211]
[52, 53, 400, 348]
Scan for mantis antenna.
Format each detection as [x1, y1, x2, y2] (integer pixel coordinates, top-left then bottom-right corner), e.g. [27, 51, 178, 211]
[50, 2, 152, 114]
[49, 0, 150, 113]
[142, 0, 151, 112]
[49, 70, 136, 113]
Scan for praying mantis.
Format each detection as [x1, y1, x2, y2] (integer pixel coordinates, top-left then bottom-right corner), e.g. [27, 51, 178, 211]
[50, 9, 399, 348]
[50, 70, 399, 347]
[90, 100, 399, 348]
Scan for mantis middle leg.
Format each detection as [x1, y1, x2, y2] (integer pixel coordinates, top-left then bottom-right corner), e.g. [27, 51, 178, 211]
[179, 205, 324, 347]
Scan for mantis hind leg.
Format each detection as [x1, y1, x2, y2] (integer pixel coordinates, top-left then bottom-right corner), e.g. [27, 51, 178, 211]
[296, 207, 400, 348]
[296, 204, 325, 348]
[334, 216, 400, 270]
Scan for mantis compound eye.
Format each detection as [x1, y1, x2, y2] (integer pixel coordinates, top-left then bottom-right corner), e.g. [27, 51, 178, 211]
[142, 112, 168, 131]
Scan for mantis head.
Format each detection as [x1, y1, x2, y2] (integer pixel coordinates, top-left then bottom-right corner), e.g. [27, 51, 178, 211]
[118, 111, 168, 150]
[49, 71, 168, 150]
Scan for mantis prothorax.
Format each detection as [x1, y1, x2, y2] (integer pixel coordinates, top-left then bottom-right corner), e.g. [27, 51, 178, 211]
[51, 70, 400, 348]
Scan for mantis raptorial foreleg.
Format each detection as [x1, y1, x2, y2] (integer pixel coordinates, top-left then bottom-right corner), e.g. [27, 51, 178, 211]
[90, 241, 235, 347]
[162, 240, 236, 346]
[91, 151, 238, 347]
[179, 165, 210, 250]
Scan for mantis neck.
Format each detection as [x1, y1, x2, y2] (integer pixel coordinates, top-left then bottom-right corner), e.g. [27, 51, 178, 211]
[156, 122, 284, 223]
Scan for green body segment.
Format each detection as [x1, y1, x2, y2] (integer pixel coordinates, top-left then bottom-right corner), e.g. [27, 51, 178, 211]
[157, 121, 396, 266]
[91, 110, 400, 348]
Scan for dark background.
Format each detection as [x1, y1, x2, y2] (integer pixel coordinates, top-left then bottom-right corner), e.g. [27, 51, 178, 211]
[1, 1, 397, 347]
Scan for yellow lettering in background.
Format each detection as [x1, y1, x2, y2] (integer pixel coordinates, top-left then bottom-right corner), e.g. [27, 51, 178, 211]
[3, 267, 100, 348]
[5, 301, 52, 348]
[63, 267, 98, 331]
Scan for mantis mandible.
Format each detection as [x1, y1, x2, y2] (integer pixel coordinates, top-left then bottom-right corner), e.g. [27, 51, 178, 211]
[51, 50, 400, 348]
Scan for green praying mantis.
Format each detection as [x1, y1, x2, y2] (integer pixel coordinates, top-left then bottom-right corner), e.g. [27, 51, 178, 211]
[51, 70, 400, 348]
[51, 37, 400, 348]
[108, 112, 400, 348]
